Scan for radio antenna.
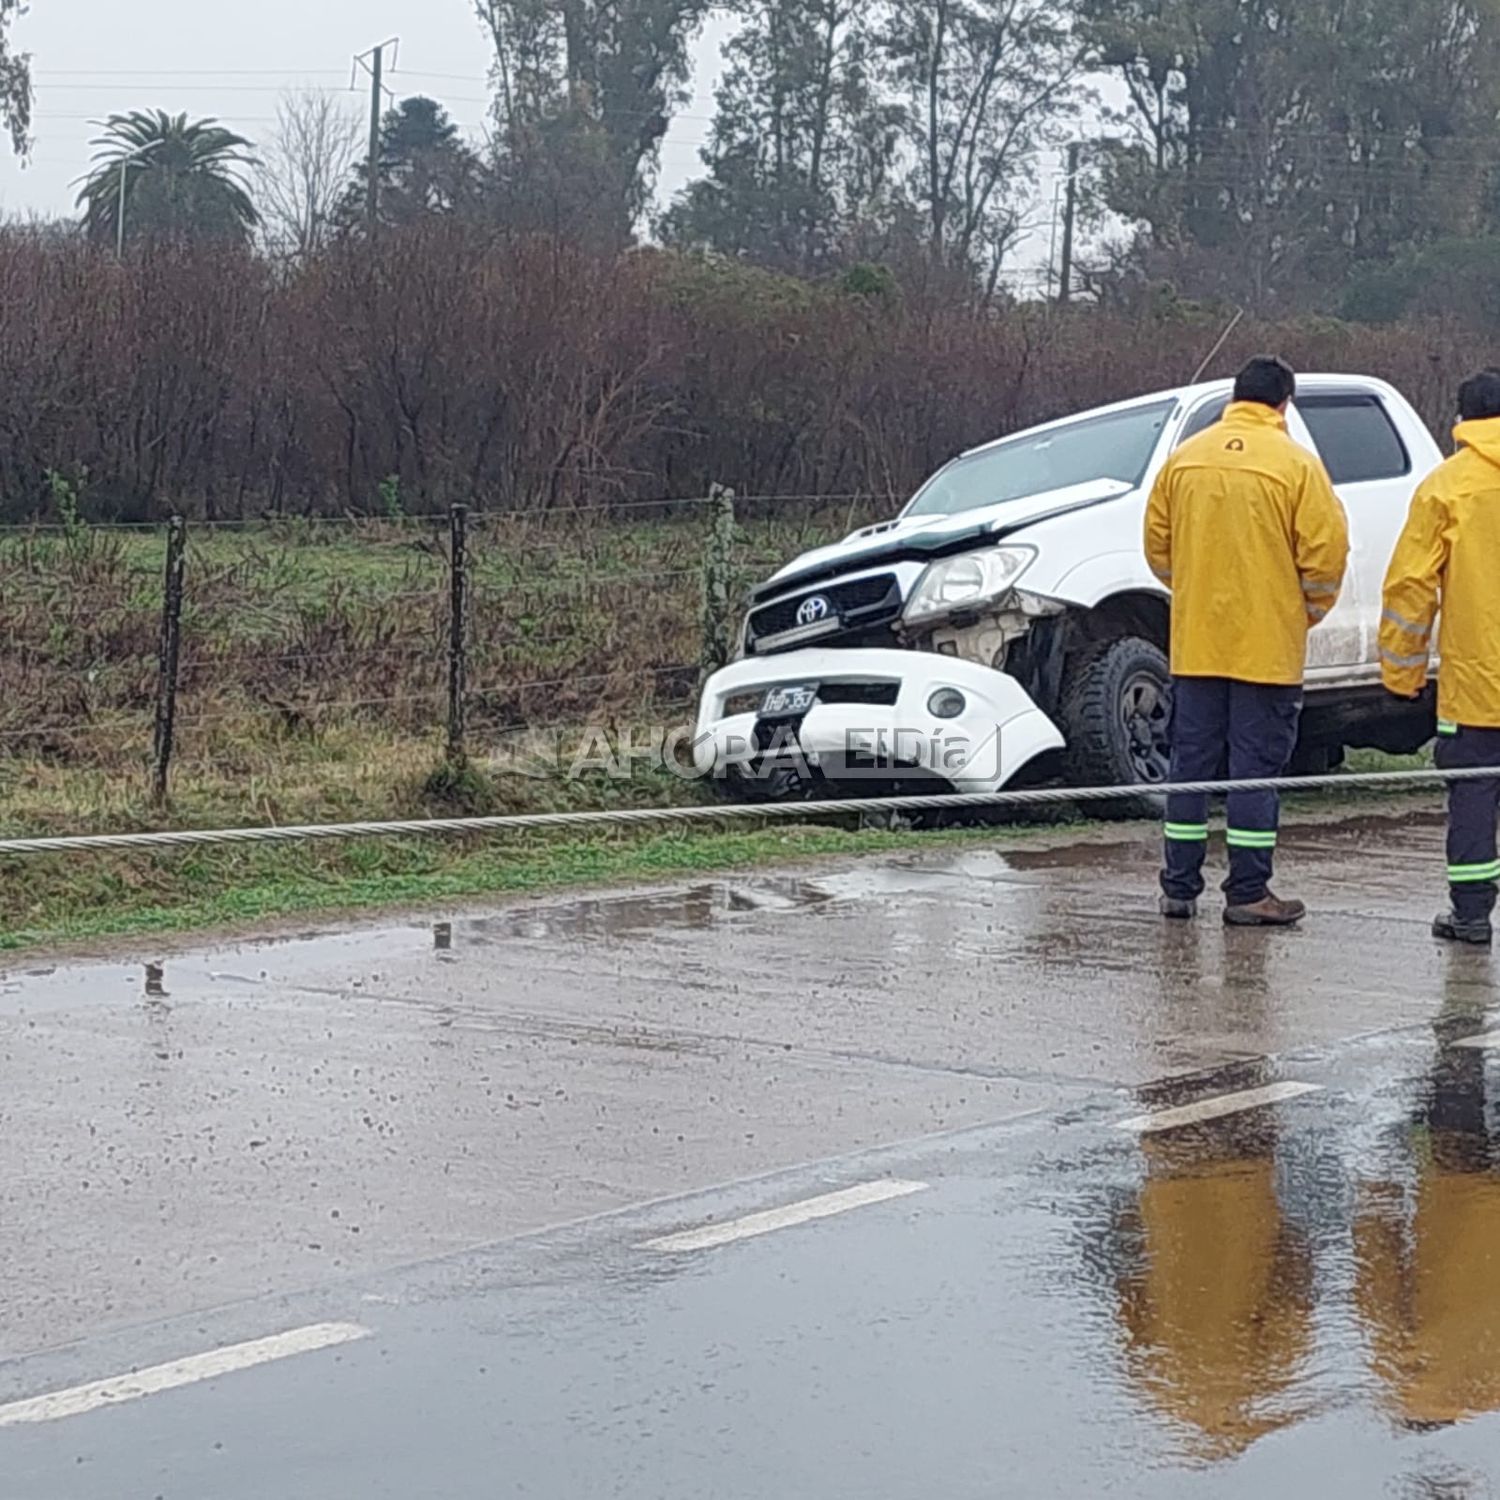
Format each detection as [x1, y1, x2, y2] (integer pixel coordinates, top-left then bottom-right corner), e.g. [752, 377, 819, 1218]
[1190, 307, 1245, 384]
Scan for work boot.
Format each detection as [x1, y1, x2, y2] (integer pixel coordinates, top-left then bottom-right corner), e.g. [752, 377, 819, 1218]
[1223, 891, 1306, 927]
[1432, 910, 1494, 946]
[1159, 895, 1197, 920]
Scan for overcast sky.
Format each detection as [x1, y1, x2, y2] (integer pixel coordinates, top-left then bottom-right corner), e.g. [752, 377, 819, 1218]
[0, 0, 1063, 282]
[0, 1, 734, 217]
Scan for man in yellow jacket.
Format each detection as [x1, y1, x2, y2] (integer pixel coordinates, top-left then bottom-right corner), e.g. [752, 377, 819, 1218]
[1145, 357, 1349, 925]
[1381, 368, 1500, 945]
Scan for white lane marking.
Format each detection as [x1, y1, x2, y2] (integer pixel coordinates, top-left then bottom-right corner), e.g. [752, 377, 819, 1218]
[1453, 1032, 1500, 1050]
[1115, 1081, 1322, 1135]
[0, 1321, 369, 1428]
[642, 1179, 928, 1252]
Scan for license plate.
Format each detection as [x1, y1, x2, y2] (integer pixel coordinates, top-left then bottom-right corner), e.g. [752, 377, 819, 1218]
[759, 683, 818, 717]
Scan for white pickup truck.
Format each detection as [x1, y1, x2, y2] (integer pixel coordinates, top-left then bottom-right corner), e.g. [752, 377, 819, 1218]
[695, 375, 1443, 807]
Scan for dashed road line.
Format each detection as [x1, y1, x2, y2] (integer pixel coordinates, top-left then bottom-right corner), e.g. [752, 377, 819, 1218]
[641, 1179, 928, 1252]
[0, 1322, 370, 1428]
[1115, 1080, 1323, 1135]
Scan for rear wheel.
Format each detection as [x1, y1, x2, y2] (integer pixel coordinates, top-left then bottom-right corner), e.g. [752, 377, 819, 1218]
[1058, 636, 1172, 820]
[1285, 739, 1345, 777]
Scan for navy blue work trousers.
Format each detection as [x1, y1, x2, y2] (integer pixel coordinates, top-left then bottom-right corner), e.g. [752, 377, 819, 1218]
[1161, 676, 1303, 907]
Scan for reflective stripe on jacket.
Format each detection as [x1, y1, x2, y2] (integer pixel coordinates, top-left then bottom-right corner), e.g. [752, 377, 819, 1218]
[1381, 415, 1500, 727]
[1144, 402, 1349, 685]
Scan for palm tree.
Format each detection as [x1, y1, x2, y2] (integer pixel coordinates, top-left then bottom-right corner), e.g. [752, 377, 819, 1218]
[77, 112, 259, 248]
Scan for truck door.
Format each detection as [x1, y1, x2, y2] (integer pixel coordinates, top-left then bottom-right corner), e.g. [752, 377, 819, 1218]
[1288, 393, 1412, 671]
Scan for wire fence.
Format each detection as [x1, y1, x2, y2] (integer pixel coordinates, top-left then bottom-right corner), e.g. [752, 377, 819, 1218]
[0, 486, 859, 806]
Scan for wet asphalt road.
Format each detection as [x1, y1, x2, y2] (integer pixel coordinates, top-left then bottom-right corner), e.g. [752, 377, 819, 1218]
[6, 807, 1500, 1496]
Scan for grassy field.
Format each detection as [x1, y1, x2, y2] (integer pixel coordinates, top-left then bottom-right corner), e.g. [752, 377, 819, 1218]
[0, 502, 870, 762]
[0, 503, 882, 950]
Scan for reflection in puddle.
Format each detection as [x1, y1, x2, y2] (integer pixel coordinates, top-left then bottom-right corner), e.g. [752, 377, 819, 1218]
[1113, 1100, 1315, 1458]
[1356, 1030, 1500, 1429]
[1087, 1011, 1500, 1471]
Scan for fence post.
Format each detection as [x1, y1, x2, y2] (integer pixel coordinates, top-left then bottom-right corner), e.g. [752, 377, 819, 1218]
[447, 503, 469, 768]
[700, 483, 737, 684]
[151, 515, 187, 807]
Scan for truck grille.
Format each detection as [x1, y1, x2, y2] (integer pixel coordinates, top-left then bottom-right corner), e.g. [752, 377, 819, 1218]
[746, 574, 902, 653]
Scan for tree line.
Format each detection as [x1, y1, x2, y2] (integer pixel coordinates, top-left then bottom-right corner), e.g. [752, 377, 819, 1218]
[8, 1, 1500, 319]
[0, 219, 1484, 525]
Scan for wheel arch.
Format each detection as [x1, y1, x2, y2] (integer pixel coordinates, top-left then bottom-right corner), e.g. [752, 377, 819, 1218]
[1066, 590, 1170, 657]
[1005, 590, 1170, 725]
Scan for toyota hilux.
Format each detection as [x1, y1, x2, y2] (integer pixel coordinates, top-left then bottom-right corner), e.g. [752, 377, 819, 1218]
[694, 375, 1443, 809]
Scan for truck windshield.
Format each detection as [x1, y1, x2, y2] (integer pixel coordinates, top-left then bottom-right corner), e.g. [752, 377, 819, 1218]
[904, 399, 1177, 518]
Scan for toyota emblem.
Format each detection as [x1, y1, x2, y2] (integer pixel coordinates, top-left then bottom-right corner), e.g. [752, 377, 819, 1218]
[795, 594, 832, 626]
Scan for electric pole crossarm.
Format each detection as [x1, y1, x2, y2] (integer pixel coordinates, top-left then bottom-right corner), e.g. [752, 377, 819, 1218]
[352, 38, 399, 238]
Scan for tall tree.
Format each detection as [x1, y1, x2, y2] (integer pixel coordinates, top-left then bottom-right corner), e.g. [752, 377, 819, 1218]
[658, 0, 897, 271]
[476, 0, 712, 245]
[880, 0, 1078, 291]
[256, 91, 363, 257]
[1080, 0, 1500, 312]
[338, 96, 482, 232]
[77, 112, 258, 247]
[0, 0, 29, 156]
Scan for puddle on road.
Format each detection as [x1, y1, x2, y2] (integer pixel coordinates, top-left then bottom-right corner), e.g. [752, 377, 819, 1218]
[1063, 1011, 1500, 1470]
[448, 877, 837, 945]
[440, 850, 1047, 949]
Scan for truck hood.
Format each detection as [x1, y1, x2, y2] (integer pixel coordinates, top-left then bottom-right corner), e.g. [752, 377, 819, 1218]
[756, 478, 1136, 601]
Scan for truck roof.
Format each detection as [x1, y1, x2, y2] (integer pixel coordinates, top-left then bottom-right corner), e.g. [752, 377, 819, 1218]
[958, 373, 1406, 461]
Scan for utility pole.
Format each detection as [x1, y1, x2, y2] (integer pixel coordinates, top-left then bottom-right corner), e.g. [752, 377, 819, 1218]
[1058, 142, 1080, 306]
[104, 141, 156, 259]
[353, 38, 398, 238]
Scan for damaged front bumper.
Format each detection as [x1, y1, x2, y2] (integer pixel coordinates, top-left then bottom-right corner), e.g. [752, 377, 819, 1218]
[693, 646, 1065, 794]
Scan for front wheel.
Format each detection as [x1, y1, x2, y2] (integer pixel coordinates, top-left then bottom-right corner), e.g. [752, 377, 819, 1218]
[1057, 636, 1172, 820]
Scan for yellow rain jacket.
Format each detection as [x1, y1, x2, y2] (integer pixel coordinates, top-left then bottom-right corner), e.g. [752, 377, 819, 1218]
[1380, 416, 1500, 726]
[1144, 402, 1349, 684]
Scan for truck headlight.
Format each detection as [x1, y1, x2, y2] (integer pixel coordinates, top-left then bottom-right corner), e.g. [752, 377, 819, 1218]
[903, 546, 1037, 626]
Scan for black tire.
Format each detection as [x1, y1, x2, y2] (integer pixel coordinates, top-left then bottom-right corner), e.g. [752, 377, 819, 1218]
[1285, 739, 1345, 777]
[1058, 636, 1172, 820]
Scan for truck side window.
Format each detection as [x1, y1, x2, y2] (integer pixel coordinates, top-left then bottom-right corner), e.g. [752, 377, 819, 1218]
[1177, 397, 1228, 444]
[1297, 395, 1410, 483]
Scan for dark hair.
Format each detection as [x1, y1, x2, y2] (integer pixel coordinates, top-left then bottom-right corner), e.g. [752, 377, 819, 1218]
[1458, 369, 1500, 422]
[1233, 356, 1297, 409]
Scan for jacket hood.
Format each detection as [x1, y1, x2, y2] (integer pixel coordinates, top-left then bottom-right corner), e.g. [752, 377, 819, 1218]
[1454, 416, 1500, 470]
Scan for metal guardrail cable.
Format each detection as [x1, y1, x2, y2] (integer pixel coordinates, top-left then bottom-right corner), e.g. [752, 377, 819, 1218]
[0, 765, 1479, 858]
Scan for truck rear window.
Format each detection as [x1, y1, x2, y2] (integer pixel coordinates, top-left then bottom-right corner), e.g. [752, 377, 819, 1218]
[1298, 395, 1410, 484]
